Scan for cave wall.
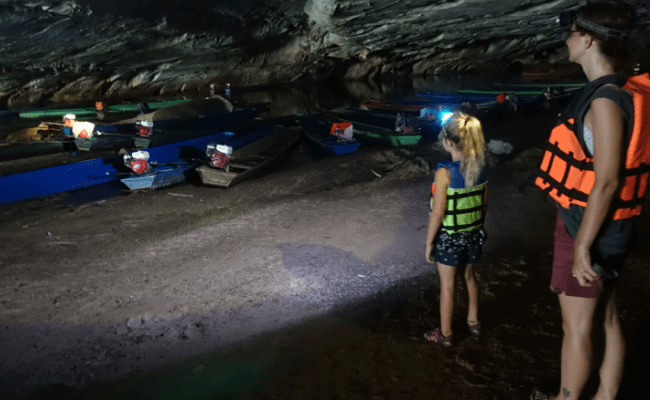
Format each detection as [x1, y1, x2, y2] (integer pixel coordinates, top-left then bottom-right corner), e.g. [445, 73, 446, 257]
[0, 0, 648, 106]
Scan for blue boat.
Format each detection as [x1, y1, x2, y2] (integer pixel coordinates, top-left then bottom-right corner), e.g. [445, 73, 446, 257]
[0, 124, 267, 204]
[326, 108, 447, 139]
[298, 115, 362, 156]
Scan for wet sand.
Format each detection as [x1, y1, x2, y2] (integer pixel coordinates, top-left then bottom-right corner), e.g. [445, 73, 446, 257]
[1, 116, 649, 400]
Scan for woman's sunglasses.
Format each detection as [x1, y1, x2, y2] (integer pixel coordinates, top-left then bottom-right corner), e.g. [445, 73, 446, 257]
[561, 29, 580, 41]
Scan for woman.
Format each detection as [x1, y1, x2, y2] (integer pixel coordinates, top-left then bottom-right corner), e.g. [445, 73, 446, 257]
[532, 2, 650, 399]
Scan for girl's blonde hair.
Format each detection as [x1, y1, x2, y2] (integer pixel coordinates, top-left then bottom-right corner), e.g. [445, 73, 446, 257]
[438, 112, 486, 188]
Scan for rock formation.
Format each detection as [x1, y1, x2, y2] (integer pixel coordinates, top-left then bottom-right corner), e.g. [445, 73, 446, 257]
[0, 0, 648, 106]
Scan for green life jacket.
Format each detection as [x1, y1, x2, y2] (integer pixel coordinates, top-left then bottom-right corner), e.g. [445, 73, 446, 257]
[430, 182, 486, 234]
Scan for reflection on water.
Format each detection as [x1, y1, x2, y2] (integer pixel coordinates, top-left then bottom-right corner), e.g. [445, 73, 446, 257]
[200, 71, 585, 118]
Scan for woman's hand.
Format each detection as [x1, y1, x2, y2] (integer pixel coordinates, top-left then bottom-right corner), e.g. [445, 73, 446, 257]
[572, 245, 600, 286]
[426, 243, 435, 264]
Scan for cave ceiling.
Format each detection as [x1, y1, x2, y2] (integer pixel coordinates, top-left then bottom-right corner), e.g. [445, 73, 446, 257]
[1, 0, 649, 106]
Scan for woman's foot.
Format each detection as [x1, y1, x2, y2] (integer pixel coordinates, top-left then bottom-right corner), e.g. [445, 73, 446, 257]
[467, 320, 481, 338]
[424, 328, 453, 348]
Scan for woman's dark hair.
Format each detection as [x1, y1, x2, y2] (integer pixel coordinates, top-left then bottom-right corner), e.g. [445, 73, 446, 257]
[575, 1, 637, 75]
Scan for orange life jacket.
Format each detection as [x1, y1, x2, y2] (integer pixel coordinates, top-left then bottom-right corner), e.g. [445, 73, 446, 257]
[535, 73, 650, 220]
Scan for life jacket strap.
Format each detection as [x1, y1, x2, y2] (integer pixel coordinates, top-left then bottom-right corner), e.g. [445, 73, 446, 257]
[446, 186, 486, 200]
[441, 219, 484, 232]
[445, 204, 484, 215]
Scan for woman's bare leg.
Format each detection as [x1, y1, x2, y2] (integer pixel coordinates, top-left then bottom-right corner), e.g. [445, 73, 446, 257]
[463, 264, 479, 322]
[552, 293, 599, 400]
[437, 262, 456, 337]
[593, 286, 625, 400]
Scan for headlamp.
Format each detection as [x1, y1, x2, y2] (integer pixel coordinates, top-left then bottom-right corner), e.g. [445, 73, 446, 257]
[557, 10, 577, 29]
[556, 3, 633, 40]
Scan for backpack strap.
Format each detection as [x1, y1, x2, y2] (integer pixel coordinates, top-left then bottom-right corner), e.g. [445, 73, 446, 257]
[578, 84, 633, 158]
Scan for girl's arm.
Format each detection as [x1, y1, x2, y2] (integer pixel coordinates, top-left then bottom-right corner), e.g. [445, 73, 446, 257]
[426, 168, 450, 263]
[573, 97, 625, 286]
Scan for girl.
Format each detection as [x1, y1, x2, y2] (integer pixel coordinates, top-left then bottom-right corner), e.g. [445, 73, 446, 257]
[532, 2, 649, 399]
[424, 112, 488, 348]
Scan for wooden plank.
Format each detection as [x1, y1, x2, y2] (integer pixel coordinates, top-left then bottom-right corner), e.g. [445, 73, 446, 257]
[228, 162, 254, 170]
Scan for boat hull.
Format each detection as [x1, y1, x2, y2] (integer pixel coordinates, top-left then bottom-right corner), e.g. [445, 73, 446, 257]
[0, 130, 248, 205]
[298, 116, 362, 156]
[76, 109, 257, 152]
[121, 165, 194, 190]
[19, 99, 192, 118]
[198, 127, 300, 188]
[0, 141, 74, 162]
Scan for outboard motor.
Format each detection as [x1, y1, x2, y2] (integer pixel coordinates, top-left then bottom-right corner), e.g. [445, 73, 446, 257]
[63, 113, 76, 127]
[136, 120, 154, 137]
[123, 150, 151, 174]
[330, 122, 354, 141]
[72, 121, 96, 139]
[206, 143, 233, 168]
[95, 102, 106, 120]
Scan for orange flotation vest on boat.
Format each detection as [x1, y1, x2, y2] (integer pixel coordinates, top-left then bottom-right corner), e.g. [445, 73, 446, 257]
[535, 73, 650, 220]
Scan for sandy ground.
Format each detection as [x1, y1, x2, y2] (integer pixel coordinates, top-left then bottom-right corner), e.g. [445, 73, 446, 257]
[1, 121, 650, 400]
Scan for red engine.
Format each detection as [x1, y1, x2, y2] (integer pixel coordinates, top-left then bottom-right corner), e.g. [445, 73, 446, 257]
[137, 121, 153, 137]
[206, 143, 232, 168]
[77, 129, 91, 139]
[138, 126, 151, 137]
[123, 151, 151, 174]
[210, 151, 230, 168]
[129, 159, 149, 174]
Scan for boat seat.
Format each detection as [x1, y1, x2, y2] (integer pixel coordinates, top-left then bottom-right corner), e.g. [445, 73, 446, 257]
[228, 162, 254, 170]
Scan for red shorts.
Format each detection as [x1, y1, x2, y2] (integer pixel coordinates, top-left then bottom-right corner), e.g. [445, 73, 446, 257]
[551, 213, 604, 298]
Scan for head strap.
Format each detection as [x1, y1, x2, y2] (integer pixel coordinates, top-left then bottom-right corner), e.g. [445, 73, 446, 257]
[575, 15, 628, 38]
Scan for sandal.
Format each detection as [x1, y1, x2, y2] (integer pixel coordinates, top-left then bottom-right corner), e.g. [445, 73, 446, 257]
[424, 328, 453, 348]
[530, 389, 553, 400]
[467, 320, 481, 338]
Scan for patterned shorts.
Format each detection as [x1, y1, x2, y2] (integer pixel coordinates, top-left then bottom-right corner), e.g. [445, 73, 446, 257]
[432, 228, 486, 267]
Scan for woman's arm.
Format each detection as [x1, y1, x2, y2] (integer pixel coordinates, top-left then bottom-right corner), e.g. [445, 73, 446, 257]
[426, 168, 450, 263]
[573, 97, 625, 286]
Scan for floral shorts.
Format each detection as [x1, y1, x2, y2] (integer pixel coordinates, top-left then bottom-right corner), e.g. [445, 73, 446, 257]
[432, 228, 486, 267]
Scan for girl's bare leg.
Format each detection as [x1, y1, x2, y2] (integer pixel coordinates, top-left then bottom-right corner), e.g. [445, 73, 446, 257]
[437, 262, 456, 337]
[552, 293, 599, 400]
[464, 264, 479, 322]
[593, 286, 625, 400]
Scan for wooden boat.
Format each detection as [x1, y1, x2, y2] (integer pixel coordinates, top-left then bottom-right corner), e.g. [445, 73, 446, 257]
[0, 140, 77, 162]
[73, 109, 257, 152]
[18, 99, 192, 118]
[0, 121, 78, 162]
[418, 91, 539, 103]
[320, 112, 422, 147]
[297, 115, 362, 156]
[120, 164, 195, 190]
[361, 97, 503, 114]
[0, 126, 258, 205]
[493, 82, 585, 89]
[197, 126, 301, 188]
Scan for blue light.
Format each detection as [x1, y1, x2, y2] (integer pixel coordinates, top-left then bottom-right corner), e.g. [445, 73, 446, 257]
[441, 112, 453, 124]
